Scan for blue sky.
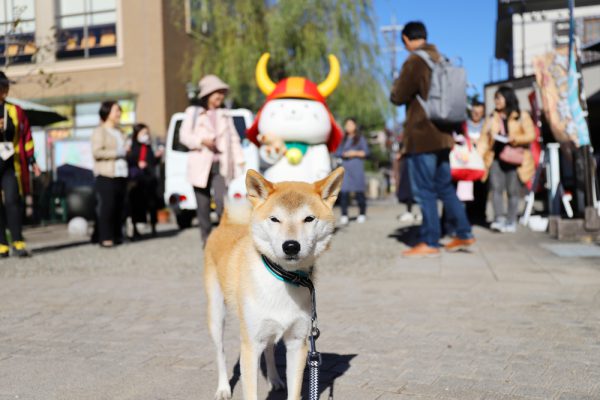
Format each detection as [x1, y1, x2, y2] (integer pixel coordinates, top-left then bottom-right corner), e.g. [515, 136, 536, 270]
[374, 0, 507, 101]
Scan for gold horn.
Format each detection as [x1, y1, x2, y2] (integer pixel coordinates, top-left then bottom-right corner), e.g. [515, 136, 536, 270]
[256, 53, 276, 96]
[317, 54, 341, 98]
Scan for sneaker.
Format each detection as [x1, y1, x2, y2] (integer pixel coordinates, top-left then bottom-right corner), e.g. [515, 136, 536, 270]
[339, 215, 349, 225]
[12, 241, 30, 258]
[402, 243, 441, 258]
[502, 223, 517, 233]
[0, 244, 9, 258]
[490, 219, 505, 232]
[398, 212, 415, 223]
[445, 237, 476, 252]
[357, 215, 366, 224]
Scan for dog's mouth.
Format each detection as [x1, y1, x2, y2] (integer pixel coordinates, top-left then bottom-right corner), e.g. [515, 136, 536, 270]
[285, 255, 300, 261]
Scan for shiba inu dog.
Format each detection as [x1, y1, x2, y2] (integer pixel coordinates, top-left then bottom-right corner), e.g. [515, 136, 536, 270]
[203, 167, 344, 400]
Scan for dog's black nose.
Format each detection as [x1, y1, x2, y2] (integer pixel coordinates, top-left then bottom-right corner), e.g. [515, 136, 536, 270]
[282, 240, 301, 256]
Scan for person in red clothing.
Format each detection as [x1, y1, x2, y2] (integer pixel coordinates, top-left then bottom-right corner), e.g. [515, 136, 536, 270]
[127, 123, 161, 239]
[0, 71, 41, 257]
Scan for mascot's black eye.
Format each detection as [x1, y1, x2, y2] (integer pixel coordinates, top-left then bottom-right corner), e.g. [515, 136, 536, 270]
[304, 216, 315, 223]
[270, 216, 280, 223]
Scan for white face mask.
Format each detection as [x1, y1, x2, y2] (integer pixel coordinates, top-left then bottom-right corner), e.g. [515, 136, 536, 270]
[137, 133, 150, 144]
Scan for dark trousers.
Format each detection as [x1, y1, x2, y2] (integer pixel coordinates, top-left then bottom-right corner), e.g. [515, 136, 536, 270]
[465, 180, 489, 225]
[339, 191, 366, 216]
[95, 176, 127, 243]
[407, 150, 473, 247]
[129, 175, 158, 226]
[194, 164, 226, 244]
[0, 168, 23, 245]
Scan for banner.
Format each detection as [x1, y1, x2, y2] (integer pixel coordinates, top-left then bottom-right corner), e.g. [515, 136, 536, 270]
[533, 46, 589, 146]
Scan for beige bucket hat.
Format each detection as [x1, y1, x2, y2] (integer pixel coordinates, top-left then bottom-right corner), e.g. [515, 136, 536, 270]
[198, 75, 230, 98]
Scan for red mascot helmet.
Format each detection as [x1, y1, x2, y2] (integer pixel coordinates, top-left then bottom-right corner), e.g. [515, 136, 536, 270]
[246, 53, 343, 152]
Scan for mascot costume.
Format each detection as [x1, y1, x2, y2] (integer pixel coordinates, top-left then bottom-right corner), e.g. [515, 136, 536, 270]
[246, 53, 343, 183]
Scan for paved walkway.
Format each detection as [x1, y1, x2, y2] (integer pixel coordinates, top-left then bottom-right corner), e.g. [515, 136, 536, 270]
[1, 204, 600, 399]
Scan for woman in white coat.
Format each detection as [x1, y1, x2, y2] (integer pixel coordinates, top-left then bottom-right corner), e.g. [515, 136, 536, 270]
[179, 75, 245, 244]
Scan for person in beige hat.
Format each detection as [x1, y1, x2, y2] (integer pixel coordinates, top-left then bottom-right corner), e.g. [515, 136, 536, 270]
[179, 75, 245, 244]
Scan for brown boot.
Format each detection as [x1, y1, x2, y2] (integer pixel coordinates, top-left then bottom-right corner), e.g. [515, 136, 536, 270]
[402, 243, 441, 258]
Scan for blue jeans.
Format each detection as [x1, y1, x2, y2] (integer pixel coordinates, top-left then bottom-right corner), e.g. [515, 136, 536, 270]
[407, 150, 473, 247]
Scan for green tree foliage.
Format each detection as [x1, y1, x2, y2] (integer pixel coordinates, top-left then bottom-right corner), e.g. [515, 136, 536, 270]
[179, 0, 391, 130]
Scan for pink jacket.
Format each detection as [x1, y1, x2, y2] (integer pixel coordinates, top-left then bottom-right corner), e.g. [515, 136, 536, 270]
[179, 106, 245, 188]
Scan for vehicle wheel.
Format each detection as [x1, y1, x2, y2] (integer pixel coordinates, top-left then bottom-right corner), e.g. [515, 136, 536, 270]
[176, 211, 194, 229]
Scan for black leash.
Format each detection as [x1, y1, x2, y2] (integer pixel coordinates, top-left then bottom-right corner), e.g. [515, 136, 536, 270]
[261, 255, 322, 399]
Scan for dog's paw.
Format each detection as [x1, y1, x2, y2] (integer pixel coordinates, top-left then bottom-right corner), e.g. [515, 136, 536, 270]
[268, 377, 286, 391]
[214, 386, 232, 400]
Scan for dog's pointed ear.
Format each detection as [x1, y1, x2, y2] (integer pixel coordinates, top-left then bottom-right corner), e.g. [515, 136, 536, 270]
[314, 167, 345, 209]
[246, 169, 274, 207]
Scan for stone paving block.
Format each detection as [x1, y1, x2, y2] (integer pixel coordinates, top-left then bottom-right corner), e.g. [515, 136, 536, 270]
[557, 393, 599, 400]
[400, 382, 447, 397]
[510, 384, 561, 399]
[398, 370, 439, 385]
[323, 383, 382, 400]
[376, 392, 428, 399]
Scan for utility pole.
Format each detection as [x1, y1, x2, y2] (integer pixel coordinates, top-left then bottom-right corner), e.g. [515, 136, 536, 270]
[380, 16, 404, 79]
[520, 0, 527, 77]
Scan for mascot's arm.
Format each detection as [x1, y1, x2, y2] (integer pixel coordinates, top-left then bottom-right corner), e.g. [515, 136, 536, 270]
[257, 133, 286, 165]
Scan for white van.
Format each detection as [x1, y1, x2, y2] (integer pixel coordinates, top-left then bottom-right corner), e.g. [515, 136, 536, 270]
[164, 108, 259, 228]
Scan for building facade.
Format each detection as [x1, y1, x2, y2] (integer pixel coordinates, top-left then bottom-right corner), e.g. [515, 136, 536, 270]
[2, 0, 195, 138]
[488, 0, 600, 149]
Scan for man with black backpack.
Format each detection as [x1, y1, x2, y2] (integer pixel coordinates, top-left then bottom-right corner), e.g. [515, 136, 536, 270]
[390, 21, 475, 258]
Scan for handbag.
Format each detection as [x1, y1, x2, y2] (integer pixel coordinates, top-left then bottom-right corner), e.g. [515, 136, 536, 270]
[497, 116, 524, 166]
[499, 145, 524, 166]
[449, 134, 485, 181]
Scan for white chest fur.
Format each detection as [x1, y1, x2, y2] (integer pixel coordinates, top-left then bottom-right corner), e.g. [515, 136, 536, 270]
[243, 261, 312, 343]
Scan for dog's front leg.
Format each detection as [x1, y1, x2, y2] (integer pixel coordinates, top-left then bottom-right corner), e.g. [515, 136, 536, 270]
[240, 334, 265, 400]
[283, 335, 308, 400]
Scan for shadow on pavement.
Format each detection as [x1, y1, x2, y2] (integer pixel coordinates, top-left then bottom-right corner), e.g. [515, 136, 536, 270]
[31, 239, 92, 255]
[388, 224, 421, 247]
[128, 227, 182, 243]
[30, 227, 182, 255]
[228, 343, 356, 399]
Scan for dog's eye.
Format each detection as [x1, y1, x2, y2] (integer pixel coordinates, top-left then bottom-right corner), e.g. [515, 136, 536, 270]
[304, 216, 315, 223]
[269, 216, 280, 223]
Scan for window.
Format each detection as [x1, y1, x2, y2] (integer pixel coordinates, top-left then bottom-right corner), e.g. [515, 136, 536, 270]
[232, 115, 247, 140]
[55, 0, 117, 60]
[582, 17, 600, 64]
[0, 0, 36, 65]
[48, 99, 135, 139]
[171, 120, 189, 152]
[185, 0, 209, 35]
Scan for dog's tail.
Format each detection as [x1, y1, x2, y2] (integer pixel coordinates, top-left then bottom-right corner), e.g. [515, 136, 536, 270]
[221, 199, 252, 226]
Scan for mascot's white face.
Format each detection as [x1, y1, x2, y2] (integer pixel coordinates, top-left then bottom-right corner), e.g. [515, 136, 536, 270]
[258, 99, 331, 144]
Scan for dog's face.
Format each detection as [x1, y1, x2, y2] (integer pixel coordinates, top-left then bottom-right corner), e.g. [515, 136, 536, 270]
[246, 168, 344, 269]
